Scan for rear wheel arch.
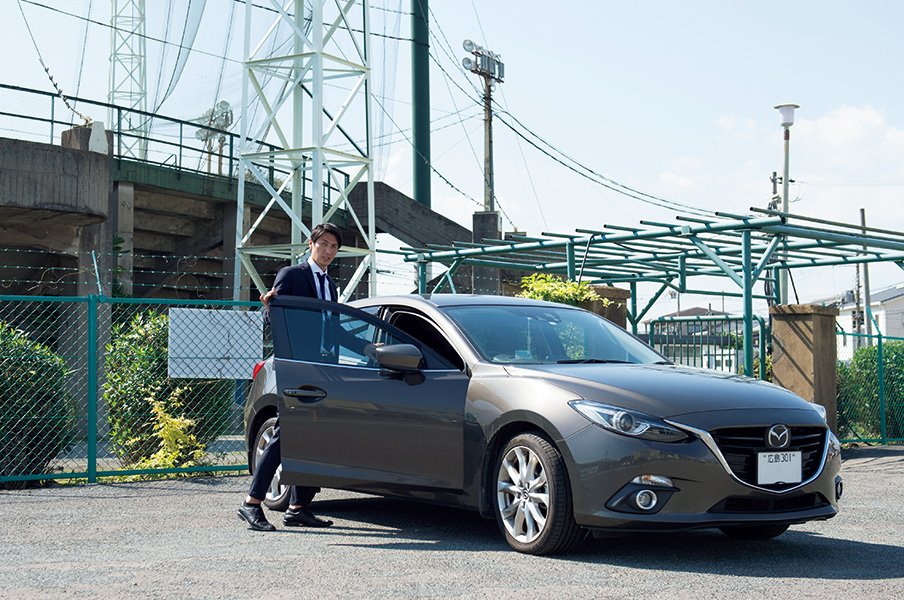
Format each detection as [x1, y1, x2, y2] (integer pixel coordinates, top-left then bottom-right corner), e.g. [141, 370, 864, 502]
[246, 401, 277, 471]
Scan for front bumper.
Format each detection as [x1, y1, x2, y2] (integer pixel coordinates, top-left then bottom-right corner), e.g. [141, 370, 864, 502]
[560, 416, 841, 531]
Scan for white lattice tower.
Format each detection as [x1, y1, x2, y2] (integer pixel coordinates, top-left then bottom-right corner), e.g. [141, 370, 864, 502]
[108, 0, 148, 160]
[234, 0, 376, 300]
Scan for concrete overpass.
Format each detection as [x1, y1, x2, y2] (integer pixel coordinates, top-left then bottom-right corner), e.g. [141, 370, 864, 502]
[0, 126, 471, 299]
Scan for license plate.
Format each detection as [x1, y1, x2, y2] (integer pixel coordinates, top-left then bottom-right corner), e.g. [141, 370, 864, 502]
[757, 451, 802, 485]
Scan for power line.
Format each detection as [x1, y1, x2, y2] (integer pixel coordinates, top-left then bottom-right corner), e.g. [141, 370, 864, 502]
[495, 108, 715, 217]
[22, 0, 241, 64]
[372, 94, 483, 209]
[17, 0, 91, 125]
[494, 112, 712, 217]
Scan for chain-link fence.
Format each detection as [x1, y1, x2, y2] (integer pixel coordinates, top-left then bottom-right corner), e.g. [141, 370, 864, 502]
[836, 331, 904, 444]
[0, 294, 265, 486]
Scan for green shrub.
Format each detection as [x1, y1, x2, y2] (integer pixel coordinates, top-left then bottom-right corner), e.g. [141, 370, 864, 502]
[103, 311, 233, 465]
[837, 341, 904, 440]
[129, 390, 207, 476]
[518, 273, 603, 306]
[0, 322, 76, 485]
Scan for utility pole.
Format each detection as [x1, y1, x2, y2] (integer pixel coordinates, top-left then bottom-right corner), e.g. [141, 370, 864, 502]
[462, 39, 504, 211]
[463, 39, 504, 294]
[411, 0, 431, 209]
[861, 208, 873, 344]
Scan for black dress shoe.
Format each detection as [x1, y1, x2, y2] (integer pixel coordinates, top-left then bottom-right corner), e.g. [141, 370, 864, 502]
[238, 502, 276, 531]
[283, 507, 333, 528]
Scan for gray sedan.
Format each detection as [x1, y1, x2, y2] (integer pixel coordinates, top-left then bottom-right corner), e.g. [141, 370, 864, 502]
[244, 294, 841, 555]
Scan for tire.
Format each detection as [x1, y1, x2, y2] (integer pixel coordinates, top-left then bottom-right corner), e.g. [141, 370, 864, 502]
[719, 524, 790, 540]
[493, 432, 582, 555]
[252, 417, 317, 512]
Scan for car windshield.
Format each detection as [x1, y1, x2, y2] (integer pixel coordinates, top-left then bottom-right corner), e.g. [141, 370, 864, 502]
[442, 304, 665, 365]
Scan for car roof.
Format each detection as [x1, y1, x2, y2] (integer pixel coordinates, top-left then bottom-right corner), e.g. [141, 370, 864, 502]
[349, 294, 579, 311]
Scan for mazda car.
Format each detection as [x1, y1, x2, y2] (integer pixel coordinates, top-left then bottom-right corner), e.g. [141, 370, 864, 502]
[244, 294, 841, 555]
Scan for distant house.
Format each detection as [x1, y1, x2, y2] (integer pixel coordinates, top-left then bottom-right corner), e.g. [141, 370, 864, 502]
[832, 282, 904, 338]
[643, 307, 733, 336]
[823, 282, 904, 360]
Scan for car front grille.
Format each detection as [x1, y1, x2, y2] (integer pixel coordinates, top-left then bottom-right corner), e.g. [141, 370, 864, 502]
[709, 492, 829, 514]
[710, 426, 827, 491]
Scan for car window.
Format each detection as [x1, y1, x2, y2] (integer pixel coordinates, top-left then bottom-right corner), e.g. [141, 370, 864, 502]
[386, 309, 465, 371]
[442, 304, 664, 365]
[270, 298, 457, 370]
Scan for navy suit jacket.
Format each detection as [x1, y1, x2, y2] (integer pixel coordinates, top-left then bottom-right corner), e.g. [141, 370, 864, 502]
[272, 260, 337, 301]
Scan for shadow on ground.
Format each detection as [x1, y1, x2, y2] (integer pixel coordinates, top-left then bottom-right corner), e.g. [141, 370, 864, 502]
[302, 495, 901, 579]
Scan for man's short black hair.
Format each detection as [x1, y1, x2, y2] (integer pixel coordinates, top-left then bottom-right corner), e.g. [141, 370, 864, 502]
[310, 222, 343, 249]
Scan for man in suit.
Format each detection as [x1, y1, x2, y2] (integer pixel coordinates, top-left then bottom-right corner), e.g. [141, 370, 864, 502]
[237, 222, 342, 532]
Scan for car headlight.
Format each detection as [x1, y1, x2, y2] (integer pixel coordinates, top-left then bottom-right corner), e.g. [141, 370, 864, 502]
[569, 400, 688, 442]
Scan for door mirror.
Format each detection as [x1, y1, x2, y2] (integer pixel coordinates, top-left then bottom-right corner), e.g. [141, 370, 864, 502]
[376, 344, 423, 373]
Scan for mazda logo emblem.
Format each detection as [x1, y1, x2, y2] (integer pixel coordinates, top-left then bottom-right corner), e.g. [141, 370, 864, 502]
[766, 424, 791, 449]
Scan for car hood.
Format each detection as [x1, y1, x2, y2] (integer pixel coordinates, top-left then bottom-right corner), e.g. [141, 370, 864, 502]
[503, 363, 809, 418]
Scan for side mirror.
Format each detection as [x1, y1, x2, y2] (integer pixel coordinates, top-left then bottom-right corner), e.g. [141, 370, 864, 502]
[375, 343, 423, 374]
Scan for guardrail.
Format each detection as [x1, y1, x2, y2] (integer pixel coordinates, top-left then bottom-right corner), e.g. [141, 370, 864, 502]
[0, 83, 348, 206]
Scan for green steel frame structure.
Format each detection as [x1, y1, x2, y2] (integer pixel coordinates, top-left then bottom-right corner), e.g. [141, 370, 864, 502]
[404, 208, 904, 377]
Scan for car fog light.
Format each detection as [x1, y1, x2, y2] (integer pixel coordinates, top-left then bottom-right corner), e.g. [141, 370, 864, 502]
[835, 477, 843, 500]
[635, 490, 658, 511]
[632, 475, 674, 487]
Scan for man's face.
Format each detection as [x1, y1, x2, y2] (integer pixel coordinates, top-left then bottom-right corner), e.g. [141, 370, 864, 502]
[309, 232, 339, 270]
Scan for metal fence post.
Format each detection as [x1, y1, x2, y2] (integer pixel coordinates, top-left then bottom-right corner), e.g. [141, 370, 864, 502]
[877, 331, 886, 443]
[50, 95, 55, 143]
[87, 294, 98, 483]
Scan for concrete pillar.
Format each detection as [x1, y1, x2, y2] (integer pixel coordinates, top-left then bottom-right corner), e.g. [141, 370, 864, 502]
[60, 124, 114, 441]
[472, 211, 500, 295]
[222, 203, 251, 301]
[770, 304, 840, 431]
[111, 182, 134, 296]
[585, 286, 632, 330]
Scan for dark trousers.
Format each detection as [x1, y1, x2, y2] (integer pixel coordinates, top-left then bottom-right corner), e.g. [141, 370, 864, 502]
[248, 418, 304, 506]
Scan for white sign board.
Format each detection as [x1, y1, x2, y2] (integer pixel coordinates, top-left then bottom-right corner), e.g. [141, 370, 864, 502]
[167, 308, 264, 379]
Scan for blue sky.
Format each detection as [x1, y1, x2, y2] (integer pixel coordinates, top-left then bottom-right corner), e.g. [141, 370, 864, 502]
[5, 1, 904, 317]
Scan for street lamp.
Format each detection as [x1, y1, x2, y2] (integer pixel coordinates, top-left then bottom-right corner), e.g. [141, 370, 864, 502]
[462, 39, 504, 212]
[774, 103, 799, 304]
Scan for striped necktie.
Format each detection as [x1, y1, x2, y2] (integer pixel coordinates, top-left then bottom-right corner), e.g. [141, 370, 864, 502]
[316, 272, 328, 301]
[316, 272, 334, 354]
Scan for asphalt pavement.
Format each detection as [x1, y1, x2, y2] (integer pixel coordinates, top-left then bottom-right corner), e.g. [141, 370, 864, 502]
[1, 446, 902, 599]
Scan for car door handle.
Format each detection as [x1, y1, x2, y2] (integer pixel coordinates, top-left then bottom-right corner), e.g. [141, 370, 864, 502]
[283, 386, 327, 406]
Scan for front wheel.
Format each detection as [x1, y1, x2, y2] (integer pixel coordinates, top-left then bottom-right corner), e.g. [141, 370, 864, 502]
[252, 417, 316, 511]
[493, 433, 582, 555]
[719, 524, 790, 540]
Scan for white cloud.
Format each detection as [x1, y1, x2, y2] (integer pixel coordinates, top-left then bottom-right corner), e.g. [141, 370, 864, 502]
[716, 114, 758, 142]
[660, 171, 696, 189]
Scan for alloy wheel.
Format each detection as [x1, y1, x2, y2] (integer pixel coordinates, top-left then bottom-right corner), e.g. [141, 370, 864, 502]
[254, 424, 286, 502]
[496, 445, 550, 543]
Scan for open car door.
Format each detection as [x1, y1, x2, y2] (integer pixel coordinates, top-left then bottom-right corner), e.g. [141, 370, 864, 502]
[268, 296, 469, 491]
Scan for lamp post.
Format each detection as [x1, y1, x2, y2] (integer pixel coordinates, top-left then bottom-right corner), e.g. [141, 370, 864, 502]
[462, 39, 504, 212]
[774, 103, 798, 305]
[463, 39, 505, 295]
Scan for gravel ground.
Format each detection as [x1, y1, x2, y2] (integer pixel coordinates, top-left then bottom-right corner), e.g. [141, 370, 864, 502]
[1, 447, 902, 599]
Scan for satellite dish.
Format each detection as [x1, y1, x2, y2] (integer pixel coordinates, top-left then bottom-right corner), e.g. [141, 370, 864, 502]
[463, 39, 475, 52]
[462, 57, 474, 70]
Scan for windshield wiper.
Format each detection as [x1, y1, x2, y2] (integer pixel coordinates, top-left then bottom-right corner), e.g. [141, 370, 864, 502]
[555, 358, 631, 364]
[652, 360, 672, 365]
